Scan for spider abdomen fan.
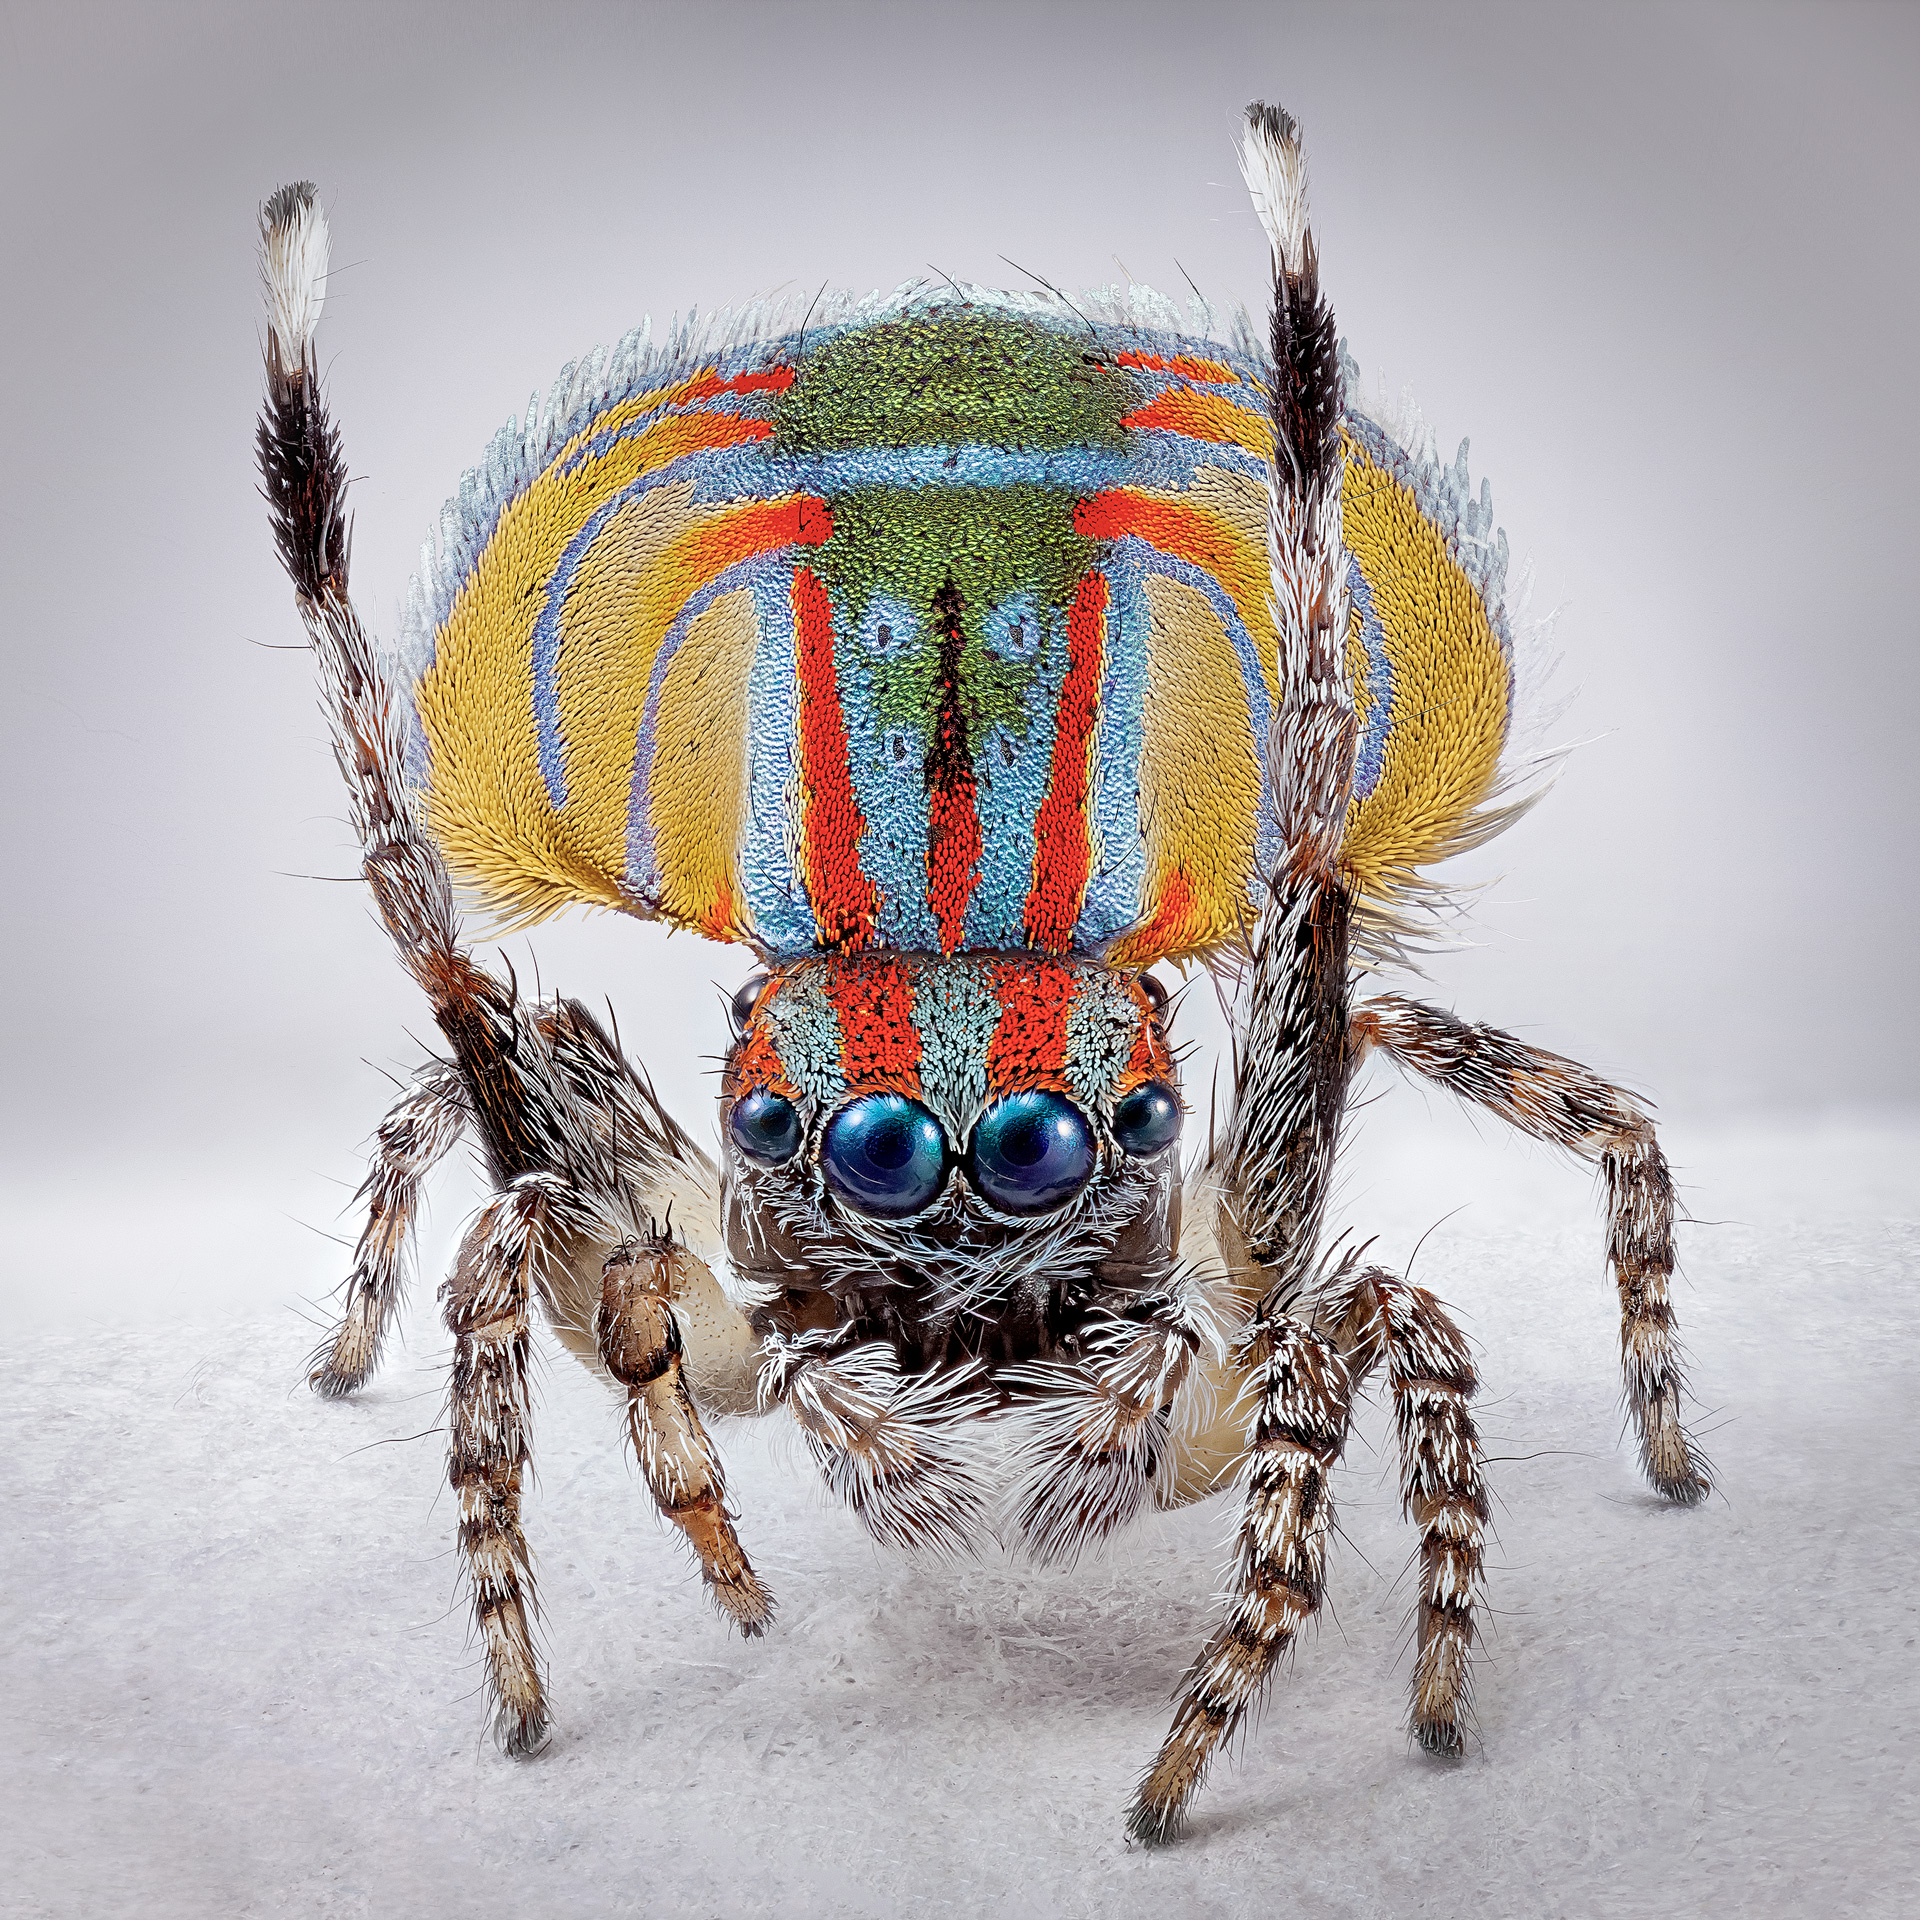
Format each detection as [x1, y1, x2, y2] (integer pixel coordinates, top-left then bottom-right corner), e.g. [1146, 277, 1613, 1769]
[400, 301, 1516, 964]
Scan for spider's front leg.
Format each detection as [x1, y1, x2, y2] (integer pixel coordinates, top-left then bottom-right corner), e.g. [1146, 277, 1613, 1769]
[1353, 994, 1711, 1503]
[1126, 98, 1364, 1845]
[310, 1060, 467, 1396]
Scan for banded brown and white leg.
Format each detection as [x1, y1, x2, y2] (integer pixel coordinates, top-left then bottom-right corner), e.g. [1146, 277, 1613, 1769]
[598, 1236, 773, 1634]
[1354, 994, 1710, 1503]
[1326, 1264, 1488, 1755]
[1127, 1311, 1353, 1846]
[761, 1334, 994, 1556]
[1206, 99, 1355, 1306]
[1006, 1289, 1214, 1563]
[443, 1170, 567, 1755]
[310, 1061, 467, 1397]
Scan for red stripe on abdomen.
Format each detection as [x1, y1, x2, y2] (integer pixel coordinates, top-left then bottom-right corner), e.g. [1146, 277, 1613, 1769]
[793, 567, 880, 951]
[1022, 571, 1108, 953]
[1115, 348, 1238, 386]
[925, 579, 982, 954]
[679, 365, 799, 406]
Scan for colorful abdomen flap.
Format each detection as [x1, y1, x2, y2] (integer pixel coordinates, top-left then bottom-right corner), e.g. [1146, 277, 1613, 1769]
[400, 296, 1516, 965]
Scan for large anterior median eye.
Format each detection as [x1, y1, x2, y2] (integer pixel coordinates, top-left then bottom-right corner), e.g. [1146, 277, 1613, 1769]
[822, 1094, 948, 1218]
[1113, 1081, 1181, 1157]
[970, 1091, 1096, 1215]
[730, 1089, 802, 1166]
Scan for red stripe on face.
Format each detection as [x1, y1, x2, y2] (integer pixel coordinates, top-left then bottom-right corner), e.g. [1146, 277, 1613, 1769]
[824, 956, 923, 1093]
[793, 567, 880, 951]
[1121, 984, 1175, 1092]
[985, 959, 1080, 1096]
[1022, 571, 1108, 953]
[728, 1009, 798, 1101]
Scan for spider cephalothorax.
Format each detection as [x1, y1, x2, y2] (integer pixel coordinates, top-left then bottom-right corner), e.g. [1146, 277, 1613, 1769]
[257, 103, 1709, 1844]
[722, 953, 1183, 1372]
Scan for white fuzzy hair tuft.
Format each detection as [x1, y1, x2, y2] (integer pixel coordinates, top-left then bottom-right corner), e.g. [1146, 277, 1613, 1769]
[260, 181, 329, 374]
[1240, 102, 1310, 276]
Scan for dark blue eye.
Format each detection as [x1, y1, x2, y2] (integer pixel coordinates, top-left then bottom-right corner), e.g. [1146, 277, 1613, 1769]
[729, 1089, 802, 1166]
[1113, 1081, 1181, 1157]
[822, 1094, 948, 1218]
[730, 972, 772, 1034]
[970, 1091, 1096, 1215]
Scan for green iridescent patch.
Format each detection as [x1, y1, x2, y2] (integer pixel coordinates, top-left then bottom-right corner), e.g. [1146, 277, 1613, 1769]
[774, 311, 1131, 454]
[811, 484, 1092, 739]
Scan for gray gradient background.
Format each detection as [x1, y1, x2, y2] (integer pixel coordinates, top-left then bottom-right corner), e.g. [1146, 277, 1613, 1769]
[6, 9, 1920, 1915]
[2, 1, 1914, 1282]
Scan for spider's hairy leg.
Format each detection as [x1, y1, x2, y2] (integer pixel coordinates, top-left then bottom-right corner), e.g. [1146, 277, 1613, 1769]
[310, 1061, 467, 1397]
[1126, 1311, 1353, 1847]
[1121, 100, 1363, 1848]
[598, 1237, 773, 1634]
[1207, 95, 1355, 1304]
[1324, 1263, 1488, 1757]
[761, 1335, 994, 1557]
[1005, 1282, 1215, 1564]
[443, 1170, 566, 1756]
[1353, 995, 1711, 1504]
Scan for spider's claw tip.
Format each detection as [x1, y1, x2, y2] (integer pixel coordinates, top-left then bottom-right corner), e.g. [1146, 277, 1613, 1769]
[500, 1707, 552, 1759]
[1656, 1470, 1711, 1508]
[1414, 1717, 1466, 1759]
[1122, 1797, 1186, 1849]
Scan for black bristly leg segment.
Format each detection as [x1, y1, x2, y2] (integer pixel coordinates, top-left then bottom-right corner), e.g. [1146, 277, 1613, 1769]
[1352, 994, 1711, 1504]
[310, 1061, 467, 1397]
[598, 1236, 773, 1634]
[1209, 868, 1354, 1295]
[1327, 1264, 1489, 1756]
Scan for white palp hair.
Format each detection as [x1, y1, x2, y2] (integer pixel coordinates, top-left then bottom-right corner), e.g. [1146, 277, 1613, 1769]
[1239, 104, 1310, 276]
[260, 181, 328, 374]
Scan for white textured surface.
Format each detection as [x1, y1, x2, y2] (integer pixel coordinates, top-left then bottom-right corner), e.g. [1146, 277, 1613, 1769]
[9, 1109, 1918, 1918]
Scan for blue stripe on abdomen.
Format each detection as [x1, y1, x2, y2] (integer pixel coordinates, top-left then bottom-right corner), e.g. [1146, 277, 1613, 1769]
[963, 589, 1066, 951]
[738, 567, 816, 953]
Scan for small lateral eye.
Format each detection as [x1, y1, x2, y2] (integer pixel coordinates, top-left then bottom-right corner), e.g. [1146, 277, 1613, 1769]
[1137, 971, 1169, 1013]
[822, 1094, 948, 1218]
[730, 972, 772, 1034]
[970, 1091, 1096, 1215]
[730, 1089, 802, 1166]
[1112, 1082, 1181, 1158]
